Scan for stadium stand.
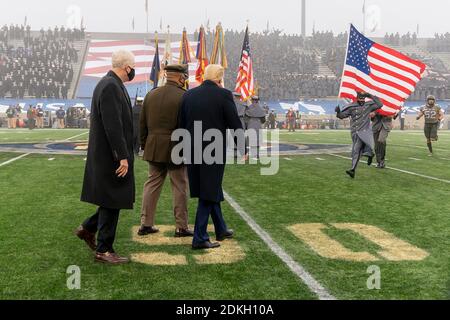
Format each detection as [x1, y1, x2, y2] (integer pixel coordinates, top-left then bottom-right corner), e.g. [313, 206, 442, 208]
[0, 24, 87, 99]
[0, 25, 449, 102]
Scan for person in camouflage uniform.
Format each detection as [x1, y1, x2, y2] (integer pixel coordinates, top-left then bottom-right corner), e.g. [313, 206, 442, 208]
[416, 95, 444, 156]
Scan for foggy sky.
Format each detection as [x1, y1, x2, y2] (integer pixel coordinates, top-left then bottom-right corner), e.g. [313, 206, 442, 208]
[2, 0, 449, 37]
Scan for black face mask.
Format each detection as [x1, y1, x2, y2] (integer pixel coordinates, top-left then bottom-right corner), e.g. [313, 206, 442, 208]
[127, 67, 135, 81]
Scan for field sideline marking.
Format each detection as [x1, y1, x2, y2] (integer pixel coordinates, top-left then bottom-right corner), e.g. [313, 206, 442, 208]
[0, 153, 30, 168]
[65, 132, 89, 141]
[329, 154, 450, 184]
[223, 190, 336, 300]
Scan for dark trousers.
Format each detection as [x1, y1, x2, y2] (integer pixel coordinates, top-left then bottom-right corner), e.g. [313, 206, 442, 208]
[374, 129, 388, 164]
[351, 135, 373, 171]
[82, 207, 120, 253]
[193, 199, 228, 245]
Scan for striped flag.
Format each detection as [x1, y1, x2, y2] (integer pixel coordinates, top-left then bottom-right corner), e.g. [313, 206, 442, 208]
[210, 23, 228, 69]
[179, 28, 192, 64]
[235, 26, 254, 101]
[149, 33, 161, 89]
[195, 26, 209, 83]
[339, 25, 426, 116]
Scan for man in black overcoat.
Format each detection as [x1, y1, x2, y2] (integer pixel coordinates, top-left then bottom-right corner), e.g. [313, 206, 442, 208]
[179, 64, 243, 250]
[76, 50, 136, 264]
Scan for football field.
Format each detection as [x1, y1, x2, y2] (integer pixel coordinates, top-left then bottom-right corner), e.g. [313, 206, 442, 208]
[0, 128, 449, 300]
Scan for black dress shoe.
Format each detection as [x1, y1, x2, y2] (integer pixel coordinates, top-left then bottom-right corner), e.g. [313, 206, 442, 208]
[175, 228, 194, 237]
[138, 226, 159, 236]
[216, 229, 234, 241]
[367, 156, 374, 166]
[346, 170, 355, 179]
[192, 241, 221, 250]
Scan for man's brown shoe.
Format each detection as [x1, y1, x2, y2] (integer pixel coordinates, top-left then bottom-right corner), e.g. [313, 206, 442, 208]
[75, 226, 96, 251]
[175, 228, 194, 237]
[95, 252, 130, 265]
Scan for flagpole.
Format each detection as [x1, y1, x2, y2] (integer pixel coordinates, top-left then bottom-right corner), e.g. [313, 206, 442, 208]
[362, 0, 366, 35]
[146, 0, 149, 34]
[337, 24, 352, 106]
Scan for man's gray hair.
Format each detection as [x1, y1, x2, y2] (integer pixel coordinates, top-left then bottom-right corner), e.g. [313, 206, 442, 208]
[112, 50, 135, 69]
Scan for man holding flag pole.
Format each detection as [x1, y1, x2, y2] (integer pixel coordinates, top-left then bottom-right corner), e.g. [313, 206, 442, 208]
[336, 24, 426, 178]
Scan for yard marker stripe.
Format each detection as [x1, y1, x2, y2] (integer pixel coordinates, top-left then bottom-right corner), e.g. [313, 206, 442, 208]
[0, 153, 30, 168]
[329, 154, 450, 184]
[408, 158, 422, 161]
[223, 190, 336, 300]
[65, 132, 89, 141]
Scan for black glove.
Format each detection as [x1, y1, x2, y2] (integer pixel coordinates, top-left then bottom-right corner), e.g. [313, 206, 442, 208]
[335, 106, 341, 113]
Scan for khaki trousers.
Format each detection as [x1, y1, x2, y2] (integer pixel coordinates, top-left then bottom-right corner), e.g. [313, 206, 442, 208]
[36, 117, 44, 128]
[58, 119, 65, 129]
[140, 163, 189, 229]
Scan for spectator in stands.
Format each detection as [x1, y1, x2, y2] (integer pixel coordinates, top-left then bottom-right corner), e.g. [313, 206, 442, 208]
[0, 23, 82, 99]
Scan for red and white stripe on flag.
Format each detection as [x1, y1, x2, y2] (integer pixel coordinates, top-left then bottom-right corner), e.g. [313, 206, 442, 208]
[339, 25, 426, 116]
[235, 50, 254, 101]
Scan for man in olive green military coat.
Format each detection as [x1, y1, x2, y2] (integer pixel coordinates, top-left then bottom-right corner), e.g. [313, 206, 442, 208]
[138, 64, 194, 237]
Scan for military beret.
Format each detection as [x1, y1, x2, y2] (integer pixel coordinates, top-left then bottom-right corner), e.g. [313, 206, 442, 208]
[165, 64, 189, 76]
[251, 96, 260, 101]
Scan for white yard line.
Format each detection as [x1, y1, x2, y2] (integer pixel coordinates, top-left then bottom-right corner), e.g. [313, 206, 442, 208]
[329, 154, 450, 184]
[316, 158, 325, 161]
[64, 132, 89, 141]
[408, 158, 422, 161]
[284, 158, 293, 161]
[223, 191, 336, 300]
[0, 153, 30, 168]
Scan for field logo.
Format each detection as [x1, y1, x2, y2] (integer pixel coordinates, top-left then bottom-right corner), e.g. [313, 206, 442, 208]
[66, 265, 81, 290]
[367, 265, 381, 290]
[130, 226, 245, 266]
[288, 223, 429, 262]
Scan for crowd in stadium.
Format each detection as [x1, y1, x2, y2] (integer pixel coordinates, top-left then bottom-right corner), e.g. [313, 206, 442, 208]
[0, 24, 83, 99]
[0, 23, 449, 101]
[383, 32, 418, 46]
[428, 33, 450, 52]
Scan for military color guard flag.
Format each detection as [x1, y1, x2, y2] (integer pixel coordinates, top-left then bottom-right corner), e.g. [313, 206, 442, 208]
[339, 25, 426, 115]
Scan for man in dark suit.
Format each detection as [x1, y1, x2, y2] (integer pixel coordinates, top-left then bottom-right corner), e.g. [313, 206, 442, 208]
[76, 50, 136, 264]
[138, 64, 193, 238]
[179, 64, 243, 250]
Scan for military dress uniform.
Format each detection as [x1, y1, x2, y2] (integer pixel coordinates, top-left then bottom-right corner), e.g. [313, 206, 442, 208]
[245, 97, 266, 159]
[336, 93, 383, 178]
[139, 64, 192, 237]
[132, 97, 144, 154]
[371, 113, 393, 168]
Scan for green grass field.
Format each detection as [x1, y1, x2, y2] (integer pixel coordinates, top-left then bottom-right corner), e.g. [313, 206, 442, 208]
[0, 128, 449, 300]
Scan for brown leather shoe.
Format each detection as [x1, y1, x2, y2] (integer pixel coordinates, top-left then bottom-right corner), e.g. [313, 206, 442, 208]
[95, 252, 130, 265]
[75, 226, 96, 251]
[175, 228, 194, 237]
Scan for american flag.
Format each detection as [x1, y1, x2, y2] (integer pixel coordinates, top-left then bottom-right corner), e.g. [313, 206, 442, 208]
[83, 40, 198, 84]
[235, 26, 254, 101]
[339, 25, 426, 115]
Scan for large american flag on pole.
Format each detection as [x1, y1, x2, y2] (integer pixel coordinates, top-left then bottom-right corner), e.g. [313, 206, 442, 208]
[339, 25, 426, 115]
[235, 26, 254, 101]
